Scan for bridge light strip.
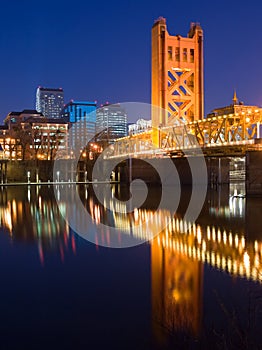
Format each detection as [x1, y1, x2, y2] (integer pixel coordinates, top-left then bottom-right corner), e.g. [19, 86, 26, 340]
[156, 217, 262, 284]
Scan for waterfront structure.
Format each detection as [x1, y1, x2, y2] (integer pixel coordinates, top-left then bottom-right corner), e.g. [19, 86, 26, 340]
[151, 17, 204, 140]
[5, 109, 43, 127]
[207, 91, 262, 127]
[61, 100, 96, 151]
[128, 119, 152, 135]
[2, 110, 68, 160]
[36, 87, 64, 118]
[96, 103, 127, 142]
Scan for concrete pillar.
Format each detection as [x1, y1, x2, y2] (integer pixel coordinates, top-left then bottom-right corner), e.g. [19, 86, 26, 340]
[207, 157, 230, 186]
[246, 151, 262, 196]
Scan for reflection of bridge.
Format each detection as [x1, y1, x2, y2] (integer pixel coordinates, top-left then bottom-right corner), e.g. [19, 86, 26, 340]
[89, 186, 262, 284]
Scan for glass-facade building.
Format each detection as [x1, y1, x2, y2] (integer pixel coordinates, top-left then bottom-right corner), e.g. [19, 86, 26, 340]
[96, 103, 127, 142]
[61, 100, 96, 150]
[36, 87, 64, 118]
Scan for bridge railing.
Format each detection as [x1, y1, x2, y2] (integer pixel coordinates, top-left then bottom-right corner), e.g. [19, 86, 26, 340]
[107, 112, 262, 158]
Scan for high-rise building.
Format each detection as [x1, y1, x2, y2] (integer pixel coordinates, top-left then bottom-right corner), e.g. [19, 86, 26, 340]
[96, 103, 127, 142]
[61, 100, 96, 150]
[36, 87, 64, 118]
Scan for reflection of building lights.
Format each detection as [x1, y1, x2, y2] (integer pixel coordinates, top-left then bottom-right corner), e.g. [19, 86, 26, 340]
[211, 252, 215, 265]
[197, 248, 201, 260]
[227, 258, 232, 273]
[197, 226, 201, 244]
[229, 233, 233, 246]
[222, 256, 226, 269]
[212, 227, 216, 241]
[235, 234, 239, 247]
[217, 255, 221, 267]
[207, 226, 211, 240]
[243, 252, 250, 270]
[223, 230, 227, 244]
[217, 229, 221, 243]
[233, 261, 238, 274]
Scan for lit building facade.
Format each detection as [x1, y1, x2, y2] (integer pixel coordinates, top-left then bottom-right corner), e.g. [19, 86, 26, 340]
[207, 91, 262, 119]
[128, 118, 152, 135]
[96, 103, 127, 142]
[36, 87, 64, 118]
[2, 110, 68, 160]
[61, 100, 96, 150]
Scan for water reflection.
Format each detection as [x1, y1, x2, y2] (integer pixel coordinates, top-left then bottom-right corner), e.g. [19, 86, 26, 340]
[79, 183, 261, 284]
[1, 183, 262, 282]
[151, 236, 203, 338]
[0, 186, 75, 264]
[0, 183, 261, 347]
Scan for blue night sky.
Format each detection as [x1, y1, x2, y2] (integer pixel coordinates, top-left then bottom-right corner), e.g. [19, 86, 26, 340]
[0, 0, 262, 122]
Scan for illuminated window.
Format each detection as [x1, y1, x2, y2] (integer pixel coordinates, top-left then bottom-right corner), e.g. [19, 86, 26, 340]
[168, 46, 172, 60]
[190, 49, 194, 63]
[183, 48, 187, 62]
[175, 47, 180, 62]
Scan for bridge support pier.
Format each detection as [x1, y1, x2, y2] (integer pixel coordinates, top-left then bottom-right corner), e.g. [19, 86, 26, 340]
[207, 157, 230, 186]
[0, 161, 7, 183]
[246, 151, 262, 196]
[112, 157, 231, 186]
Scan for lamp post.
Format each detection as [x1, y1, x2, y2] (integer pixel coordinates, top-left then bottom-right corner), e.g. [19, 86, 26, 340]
[27, 171, 31, 184]
[57, 170, 60, 183]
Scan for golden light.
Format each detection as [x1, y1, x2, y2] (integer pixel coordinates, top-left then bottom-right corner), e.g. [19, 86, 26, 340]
[243, 251, 250, 270]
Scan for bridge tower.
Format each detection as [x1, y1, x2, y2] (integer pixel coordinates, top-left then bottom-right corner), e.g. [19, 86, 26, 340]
[151, 17, 204, 141]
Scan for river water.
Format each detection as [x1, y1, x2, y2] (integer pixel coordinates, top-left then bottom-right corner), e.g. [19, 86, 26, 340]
[0, 183, 261, 349]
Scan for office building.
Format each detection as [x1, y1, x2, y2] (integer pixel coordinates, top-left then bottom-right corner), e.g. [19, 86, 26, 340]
[61, 100, 96, 150]
[3, 109, 68, 160]
[36, 87, 64, 118]
[96, 103, 127, 142]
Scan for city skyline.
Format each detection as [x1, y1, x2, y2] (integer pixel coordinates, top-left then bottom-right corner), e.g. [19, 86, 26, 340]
[1, 0, 262, 122]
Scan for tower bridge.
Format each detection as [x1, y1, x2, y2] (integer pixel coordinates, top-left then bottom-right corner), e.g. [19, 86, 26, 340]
[101, 18, 262, 195]
[108, 18, 262, 158]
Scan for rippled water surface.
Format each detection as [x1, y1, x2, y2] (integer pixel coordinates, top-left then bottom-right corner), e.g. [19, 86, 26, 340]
[0, 183, 261, 349]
